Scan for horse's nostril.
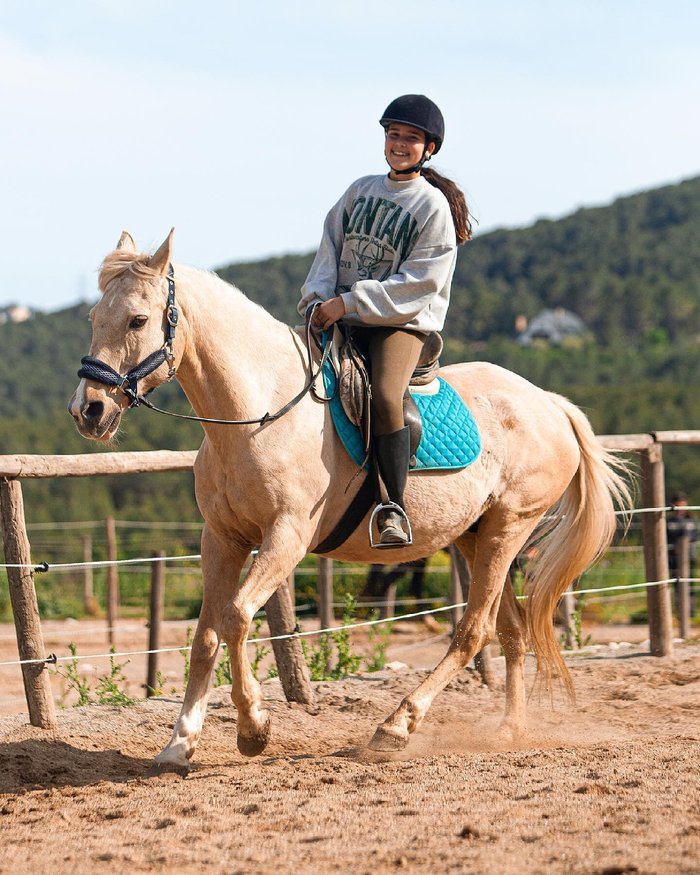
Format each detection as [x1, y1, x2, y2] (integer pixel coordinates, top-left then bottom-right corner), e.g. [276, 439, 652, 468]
[82, 401, 104, 422]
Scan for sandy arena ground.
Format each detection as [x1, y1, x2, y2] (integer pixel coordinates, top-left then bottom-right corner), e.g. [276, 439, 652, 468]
[1, 618, 699, 875]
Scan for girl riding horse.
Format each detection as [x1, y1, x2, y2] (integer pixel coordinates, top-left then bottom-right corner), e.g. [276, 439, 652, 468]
[299, 94, 471, 547]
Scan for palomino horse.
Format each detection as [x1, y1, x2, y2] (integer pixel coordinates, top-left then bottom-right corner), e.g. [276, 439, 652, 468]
[69, 231, 630, 768]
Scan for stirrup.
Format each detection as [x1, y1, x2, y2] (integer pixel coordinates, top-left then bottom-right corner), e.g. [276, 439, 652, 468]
[369, 501, 413, 549]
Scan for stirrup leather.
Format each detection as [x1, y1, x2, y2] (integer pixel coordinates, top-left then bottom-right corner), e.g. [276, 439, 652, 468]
[369, 501, 413, 549]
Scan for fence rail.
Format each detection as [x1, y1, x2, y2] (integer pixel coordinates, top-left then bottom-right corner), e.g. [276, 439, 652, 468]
[0, 450, 197, 479]
[2, 431, 699, 728]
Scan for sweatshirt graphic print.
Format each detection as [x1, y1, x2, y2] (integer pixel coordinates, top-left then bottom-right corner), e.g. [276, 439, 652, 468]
[299, 174, 457, 334]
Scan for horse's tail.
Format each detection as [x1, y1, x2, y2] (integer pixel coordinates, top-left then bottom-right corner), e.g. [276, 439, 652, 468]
[524, 394, 632, 699]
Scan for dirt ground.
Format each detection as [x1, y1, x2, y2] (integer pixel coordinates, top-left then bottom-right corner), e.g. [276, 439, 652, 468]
[1, 619, 699, 875]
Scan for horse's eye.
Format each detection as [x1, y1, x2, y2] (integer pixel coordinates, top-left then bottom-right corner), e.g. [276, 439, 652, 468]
[129, 315, 148, 330]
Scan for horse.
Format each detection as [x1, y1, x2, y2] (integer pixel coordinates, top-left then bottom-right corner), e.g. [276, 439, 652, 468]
[69, 230, 631, 769]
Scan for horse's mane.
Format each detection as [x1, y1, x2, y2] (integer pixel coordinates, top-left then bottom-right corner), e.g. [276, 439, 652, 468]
[99, 251, 237, 297]
[98, 251, 160, 294]
[97, 249, 268, 318]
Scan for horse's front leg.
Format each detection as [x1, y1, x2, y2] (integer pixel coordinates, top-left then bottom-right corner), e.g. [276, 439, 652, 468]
[220, 519, 309, 757]
[369, 515, 539, 751]
[154, 526, 249, 770]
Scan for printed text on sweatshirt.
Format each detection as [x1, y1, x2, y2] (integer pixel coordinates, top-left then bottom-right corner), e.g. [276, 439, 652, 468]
[299, 174, 457, 334]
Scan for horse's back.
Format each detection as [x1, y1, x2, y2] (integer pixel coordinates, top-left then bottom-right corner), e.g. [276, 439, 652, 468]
[439, 360, 582, 467]
[440, 359, 549, 397]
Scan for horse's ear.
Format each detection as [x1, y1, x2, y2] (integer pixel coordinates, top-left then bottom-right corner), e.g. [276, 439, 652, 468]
[116, 231, 137, 252]
[148, 228, 174, 276]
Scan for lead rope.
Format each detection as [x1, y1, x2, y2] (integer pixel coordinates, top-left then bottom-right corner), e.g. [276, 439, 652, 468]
[78, 269, 335, 426]
[134, 304, 335, 426]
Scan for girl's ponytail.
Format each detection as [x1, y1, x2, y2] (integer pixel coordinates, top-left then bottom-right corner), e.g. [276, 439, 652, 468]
[421, 167, 472, 245]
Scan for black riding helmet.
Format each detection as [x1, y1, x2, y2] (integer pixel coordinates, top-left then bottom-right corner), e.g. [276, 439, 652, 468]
[379, 94, 445, 174]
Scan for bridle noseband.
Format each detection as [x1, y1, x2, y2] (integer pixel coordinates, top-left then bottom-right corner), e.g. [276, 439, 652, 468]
[77, 265, 333, 426]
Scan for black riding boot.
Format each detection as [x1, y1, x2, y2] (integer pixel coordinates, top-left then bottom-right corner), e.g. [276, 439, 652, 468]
[374, 426, 411, 546]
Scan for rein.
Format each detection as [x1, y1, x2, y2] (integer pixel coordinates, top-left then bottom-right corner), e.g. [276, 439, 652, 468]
[78, 267, 334, 426]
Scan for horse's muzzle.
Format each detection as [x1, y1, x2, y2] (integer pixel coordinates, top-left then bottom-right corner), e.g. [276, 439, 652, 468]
[68, 385, 123, 441]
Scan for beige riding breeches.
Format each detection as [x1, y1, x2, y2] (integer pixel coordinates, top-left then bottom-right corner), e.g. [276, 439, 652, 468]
[351, 327, 426, 436]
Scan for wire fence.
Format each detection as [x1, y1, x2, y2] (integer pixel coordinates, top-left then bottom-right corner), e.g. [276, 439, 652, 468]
[1, 505, 697, 675]
[6, 503, 696, 574]
[1, 576, 696, 671]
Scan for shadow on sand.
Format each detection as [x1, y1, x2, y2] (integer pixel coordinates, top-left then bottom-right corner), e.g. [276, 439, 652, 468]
[0, 738, 155, 792]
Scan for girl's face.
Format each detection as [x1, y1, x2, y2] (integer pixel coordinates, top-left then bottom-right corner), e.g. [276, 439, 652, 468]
[384, 123, 435, 179]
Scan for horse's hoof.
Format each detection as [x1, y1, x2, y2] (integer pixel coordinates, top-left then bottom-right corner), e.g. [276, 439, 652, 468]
[368, 723, 409, 752]
[237, 713, 272, 757]
[493, 722, 526, 747]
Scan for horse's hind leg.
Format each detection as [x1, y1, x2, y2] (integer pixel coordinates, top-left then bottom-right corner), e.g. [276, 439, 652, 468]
[495, 578, 528, 740]
[369, 513, 539, 751]
[154, 526, 249, 770]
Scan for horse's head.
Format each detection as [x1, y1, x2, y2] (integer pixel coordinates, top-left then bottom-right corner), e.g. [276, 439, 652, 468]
[69, 229, 184, 441]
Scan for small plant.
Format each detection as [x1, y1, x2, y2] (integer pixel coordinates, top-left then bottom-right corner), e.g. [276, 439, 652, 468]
[180, 626, 193, 688]
[53, 641, 93, 707]
[333, 594, 363, 678]
[560, 598, 593, 650]
[147, 670, 167, 698]
[250, 617, 271, 681]
[573, 598, 593, 649]
[301, 593, 363, 681]
[95, 648, 137, 707]
[364, 615, 391, 672]
[52, 643, 136, 707]
[214, 647, 232, 687]
[301, 633, 334, 681]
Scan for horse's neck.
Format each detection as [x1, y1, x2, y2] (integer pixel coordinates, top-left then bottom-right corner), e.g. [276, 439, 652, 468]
[174, 266, 302, 427]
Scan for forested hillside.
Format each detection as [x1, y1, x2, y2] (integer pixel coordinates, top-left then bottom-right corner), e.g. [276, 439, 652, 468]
[219, 176, 700, 346]
[1, 175, 699, 523]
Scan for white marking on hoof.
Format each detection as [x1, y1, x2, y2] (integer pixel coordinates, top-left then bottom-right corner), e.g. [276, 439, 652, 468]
[153, 740, 192, 771]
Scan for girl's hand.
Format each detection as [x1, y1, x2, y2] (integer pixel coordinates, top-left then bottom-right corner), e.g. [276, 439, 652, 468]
[312, 297, 346, 331]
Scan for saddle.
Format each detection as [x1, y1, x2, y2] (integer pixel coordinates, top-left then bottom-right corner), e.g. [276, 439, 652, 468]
[332, 326, 443, 466]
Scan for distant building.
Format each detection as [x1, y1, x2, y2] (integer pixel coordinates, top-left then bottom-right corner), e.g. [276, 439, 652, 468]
[0, 305, 32, 324]
[516, 307, 588, 346]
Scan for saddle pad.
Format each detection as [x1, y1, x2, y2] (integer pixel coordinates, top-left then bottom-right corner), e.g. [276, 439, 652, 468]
[322, 361, 481, 471]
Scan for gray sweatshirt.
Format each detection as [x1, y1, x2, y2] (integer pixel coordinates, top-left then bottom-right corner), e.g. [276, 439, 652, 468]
[298, 174, 457, 334]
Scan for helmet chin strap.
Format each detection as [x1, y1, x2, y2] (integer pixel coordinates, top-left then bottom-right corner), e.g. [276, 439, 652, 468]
[386, 148, 432, 176]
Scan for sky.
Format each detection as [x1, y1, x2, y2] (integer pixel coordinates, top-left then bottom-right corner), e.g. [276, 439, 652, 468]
[1, 0, 699, 311]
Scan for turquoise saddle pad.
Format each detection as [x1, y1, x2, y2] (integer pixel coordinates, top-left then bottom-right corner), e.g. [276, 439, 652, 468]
[322, 360, 481, 471]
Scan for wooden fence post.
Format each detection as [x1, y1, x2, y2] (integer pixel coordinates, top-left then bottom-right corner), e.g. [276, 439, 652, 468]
[676, 535, 691, 640]
[105, 515, 119, 646]
[0, 478, 57, 729]
[639, 445, 673, 656]
[318, 557, 334, 629]
[379, 578, 397, 620]
[147, 552, 165, 696]
[265, 584, 314, 705]
[560, 591, 576, 650]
